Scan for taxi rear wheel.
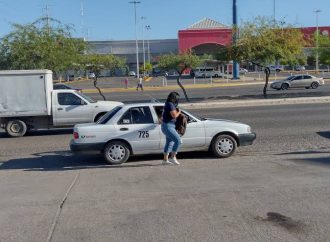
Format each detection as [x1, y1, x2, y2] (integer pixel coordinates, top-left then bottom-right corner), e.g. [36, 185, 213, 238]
[104, 141, 130, 165]
[211, 134, 237, 158]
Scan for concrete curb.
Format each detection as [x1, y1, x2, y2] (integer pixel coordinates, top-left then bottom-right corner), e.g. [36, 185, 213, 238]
[180, 96, 330, 109]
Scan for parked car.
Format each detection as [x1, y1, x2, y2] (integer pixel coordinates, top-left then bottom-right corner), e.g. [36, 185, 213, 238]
[270, 74, 324, 90]
[239, 68, 248, 75]
[88, 72, 96, 79]
[268, 65, 284, 72]
[70, 103, 256, 164]
[128, 71, 136, 77]
[193, 67, 223, 78]
[53, 83, 82, 93]
[294, 65, 306, 71]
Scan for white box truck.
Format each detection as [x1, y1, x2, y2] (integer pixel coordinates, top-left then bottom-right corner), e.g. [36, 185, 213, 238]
[0, 70, 122, 137]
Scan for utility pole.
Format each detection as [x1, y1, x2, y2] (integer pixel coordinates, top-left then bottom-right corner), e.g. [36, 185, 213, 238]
[232, 0, 239, 79]
[129, 1, 141, 79]
[146, 25, 151, 63]
[141, 16, 146, 74]
[273, 0, 276, 22]
[314, 10, 321, 72]
[42, 4, 51, 33]
[80, 0, 85, 40]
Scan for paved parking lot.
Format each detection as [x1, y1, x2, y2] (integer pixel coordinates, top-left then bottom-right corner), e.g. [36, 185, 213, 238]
[1, 104, 330, 242]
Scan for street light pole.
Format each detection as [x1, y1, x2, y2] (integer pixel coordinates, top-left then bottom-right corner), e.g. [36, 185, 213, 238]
[273, 0, 276, 22]
[314, 10, 321, 72]
[129, 1, 141, 78]
[232, 0, 239, 79]
[141, 16, 146, 74]
[146, 25, 151, 63]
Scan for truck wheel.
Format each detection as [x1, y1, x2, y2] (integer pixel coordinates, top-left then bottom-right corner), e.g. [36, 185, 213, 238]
[103, 141, 130, 165]
[6, 120, 27, 137]
[211, 134, 237, 158]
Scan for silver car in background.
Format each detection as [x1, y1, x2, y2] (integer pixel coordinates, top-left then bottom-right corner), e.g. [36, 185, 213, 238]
[270, 74, 324, 90]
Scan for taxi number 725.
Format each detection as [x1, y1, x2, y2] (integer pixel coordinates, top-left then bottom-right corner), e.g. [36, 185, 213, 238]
[138, 131, 149, 138]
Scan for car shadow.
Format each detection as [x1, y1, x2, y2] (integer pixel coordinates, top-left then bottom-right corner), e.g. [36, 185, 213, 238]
[317, 131, 330, 140]
[289, 157, 330, 166]
[0, 129, 72, 138]
[0, 151, 215, 171]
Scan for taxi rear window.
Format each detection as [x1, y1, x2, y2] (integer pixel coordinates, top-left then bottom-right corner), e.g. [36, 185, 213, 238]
[97, 106, 122, 124]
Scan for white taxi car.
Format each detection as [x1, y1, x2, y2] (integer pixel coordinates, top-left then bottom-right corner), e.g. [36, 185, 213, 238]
[70, 103, 256, 164]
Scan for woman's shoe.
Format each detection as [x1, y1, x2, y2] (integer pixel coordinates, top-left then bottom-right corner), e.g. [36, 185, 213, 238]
[162, 160, 173, 165]
[169, 157, 180, 165]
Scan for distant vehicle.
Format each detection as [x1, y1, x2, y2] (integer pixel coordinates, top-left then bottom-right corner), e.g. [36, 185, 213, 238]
[268, 65, 284, 72]
[194, 67, 223, 78]
[239, 68, 248, 75]
[70, 103, 256, 164]
[128, 71, 136, 77]
[53, 84, 82, 93]
[88, 72, 96, 79]
[270, 74, 324, 90]
[294, 65, 306, 71]
[152, 70, 168, 77]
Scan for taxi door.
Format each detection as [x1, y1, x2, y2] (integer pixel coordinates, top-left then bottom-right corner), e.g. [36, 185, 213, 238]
[117, 106, 161, 153]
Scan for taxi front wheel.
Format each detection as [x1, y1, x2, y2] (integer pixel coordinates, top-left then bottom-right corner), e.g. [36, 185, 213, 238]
[211, 134, 237, 158]
[104, 141, 130, 165]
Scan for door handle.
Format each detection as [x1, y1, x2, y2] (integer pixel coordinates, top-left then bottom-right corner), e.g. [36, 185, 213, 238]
[120, 128, 129, 131]
[57, 108, 63, 111]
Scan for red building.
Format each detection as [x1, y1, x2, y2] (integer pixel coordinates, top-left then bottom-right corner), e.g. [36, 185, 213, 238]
[178, 18, 330, 53]
[178, 18, 232, 54]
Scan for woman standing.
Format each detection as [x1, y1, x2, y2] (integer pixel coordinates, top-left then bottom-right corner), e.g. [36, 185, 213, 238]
[161, 92, 182, 165]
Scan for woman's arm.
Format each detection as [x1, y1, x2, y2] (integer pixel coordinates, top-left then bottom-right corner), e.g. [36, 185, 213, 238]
[170, 108, 181, 119]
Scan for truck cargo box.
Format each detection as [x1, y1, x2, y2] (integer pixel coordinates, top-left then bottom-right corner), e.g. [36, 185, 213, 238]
[0, 70, 53, 117]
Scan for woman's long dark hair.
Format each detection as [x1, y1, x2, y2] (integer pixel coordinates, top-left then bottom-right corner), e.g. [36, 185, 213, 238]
[166, 92, 180, 106]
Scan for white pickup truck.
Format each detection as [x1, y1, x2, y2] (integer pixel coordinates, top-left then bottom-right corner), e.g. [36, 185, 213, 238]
[0, 70, 122, 137]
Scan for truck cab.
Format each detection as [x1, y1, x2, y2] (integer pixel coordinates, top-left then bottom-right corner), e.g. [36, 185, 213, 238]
[52, 90, 122, 126]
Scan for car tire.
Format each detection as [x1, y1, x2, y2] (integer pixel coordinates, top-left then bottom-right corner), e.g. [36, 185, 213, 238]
[281, 83, 289, 90]
[5, 119, 27, 137]
[214, 74, 218, 78]
[104, 141, 130, 165]
[311, 82, 319, 89]
[211, 134, 237, 158]
[202, 74, 205, 78]
[276, 69, 281, 72]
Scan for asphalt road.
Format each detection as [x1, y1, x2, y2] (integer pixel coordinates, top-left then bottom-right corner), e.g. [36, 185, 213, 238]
[1, 103, 330, 241]
[69, 76, 330, 103]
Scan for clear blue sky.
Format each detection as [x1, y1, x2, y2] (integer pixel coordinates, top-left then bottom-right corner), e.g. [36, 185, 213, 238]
[0, 0, 329, 41]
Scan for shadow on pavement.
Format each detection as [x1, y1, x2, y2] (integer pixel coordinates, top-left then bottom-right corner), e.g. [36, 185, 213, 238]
[0, 129, 72, 138]
[317, 131, 330, 139]
[0, 151, 215, 171]
[290, 157, 330, 166]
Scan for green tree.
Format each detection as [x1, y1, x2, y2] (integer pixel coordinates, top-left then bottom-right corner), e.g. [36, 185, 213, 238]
[0, 18, 86, 75]
[318, 34, 330, 67]
[81, 53, 126, 79]
[158, 52, 202, 102]
[223, 17, 305, 97]
[140, 62, 153, 75]
[80, 53, 126, 100]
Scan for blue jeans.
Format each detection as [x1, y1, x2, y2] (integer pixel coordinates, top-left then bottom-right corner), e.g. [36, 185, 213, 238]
[161, 122, 181, 153]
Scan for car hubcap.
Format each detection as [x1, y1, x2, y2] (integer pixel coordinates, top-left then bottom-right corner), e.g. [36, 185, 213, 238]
[217, 138, 233, 154]
[108, 145, 125, 161]
[10, 122, 22, 133]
